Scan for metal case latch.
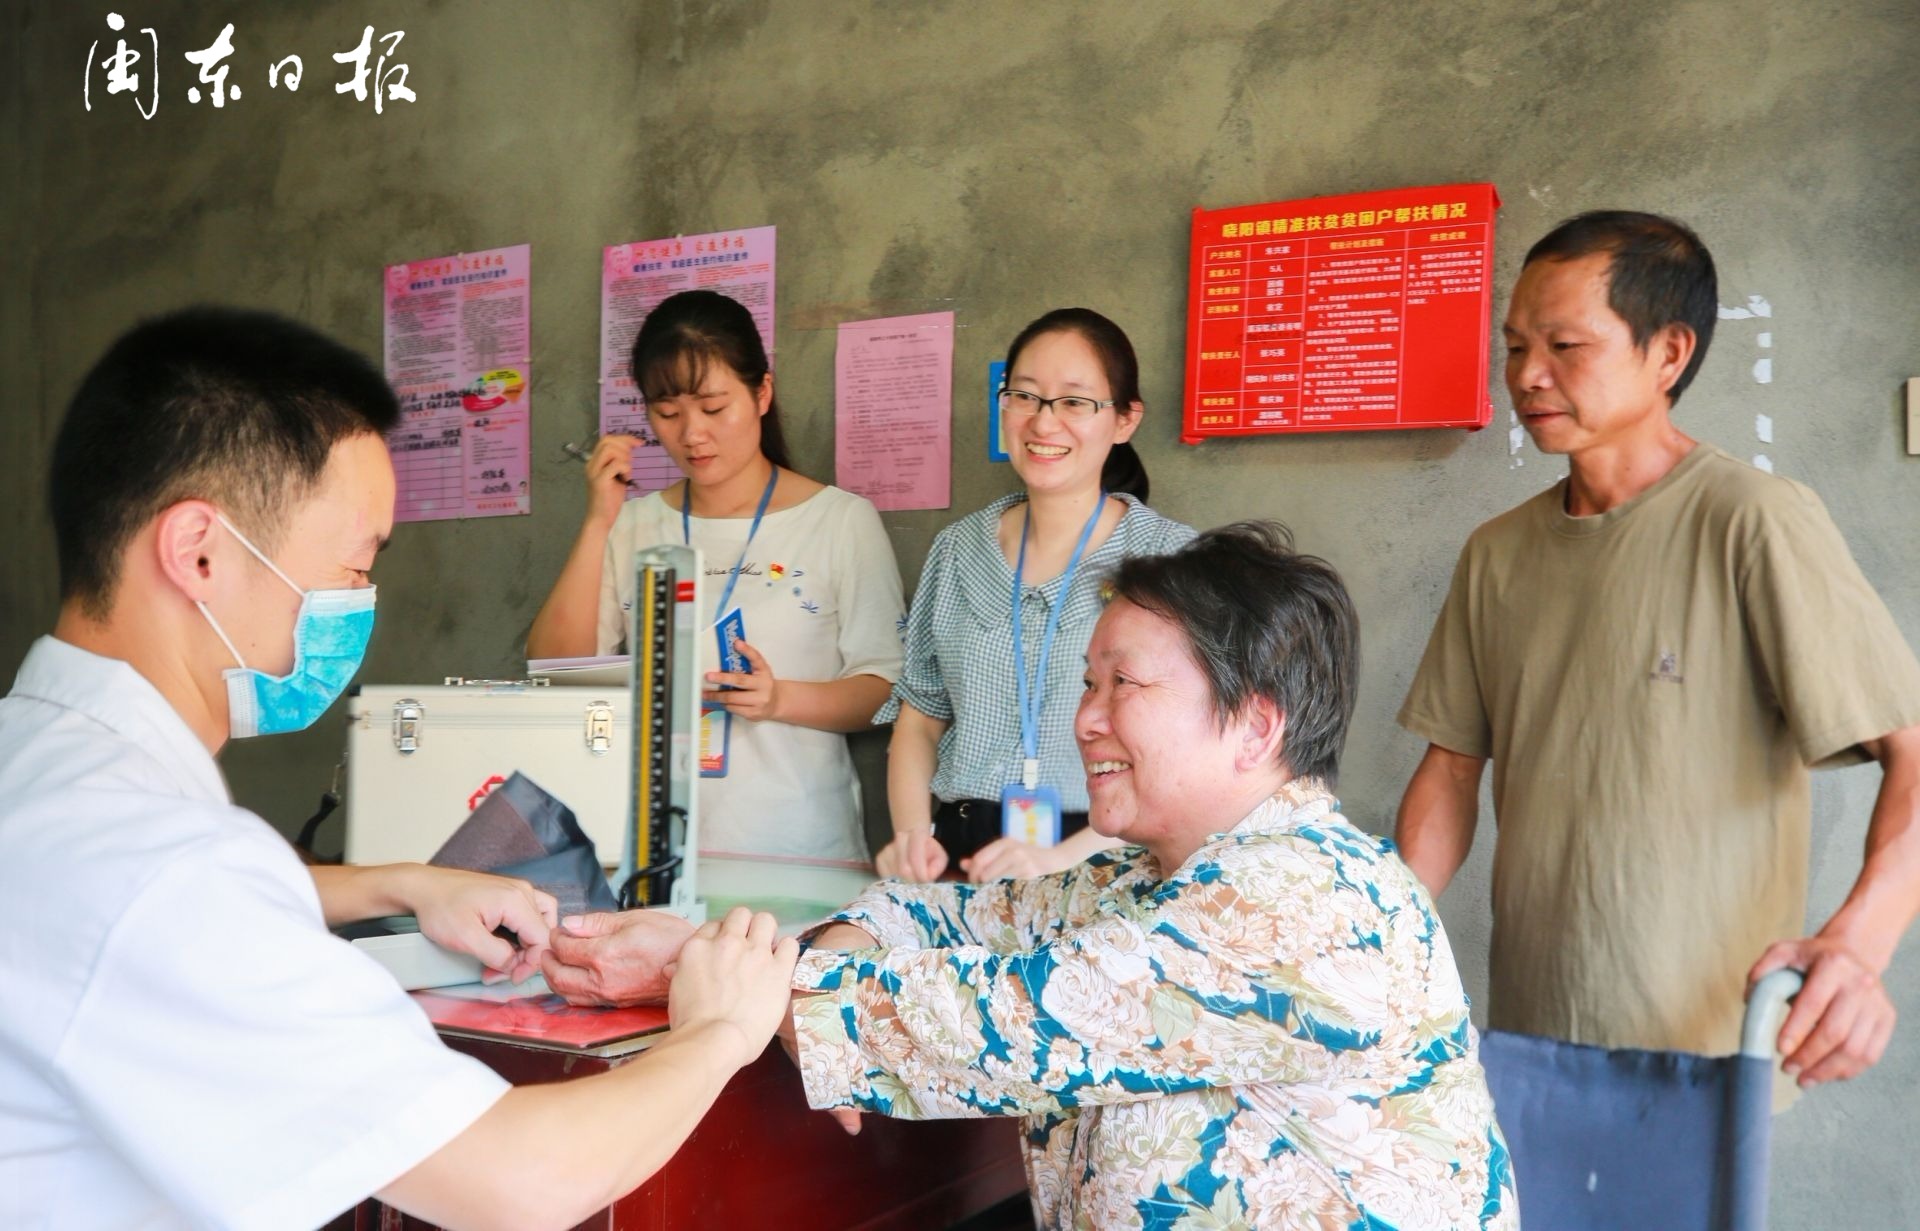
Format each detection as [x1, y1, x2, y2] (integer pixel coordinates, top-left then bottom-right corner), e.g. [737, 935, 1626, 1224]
[392, 698, 423, 754]
[585, 701, 615, 756]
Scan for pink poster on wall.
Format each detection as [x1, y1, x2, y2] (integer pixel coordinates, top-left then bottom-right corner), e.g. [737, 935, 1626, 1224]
[599, 225, 776, 497]
[381, 243, 532, 522]
[834, 311, 954, 512]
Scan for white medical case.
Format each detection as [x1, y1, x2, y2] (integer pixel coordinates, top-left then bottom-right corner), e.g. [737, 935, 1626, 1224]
[342, 680, 631, 868]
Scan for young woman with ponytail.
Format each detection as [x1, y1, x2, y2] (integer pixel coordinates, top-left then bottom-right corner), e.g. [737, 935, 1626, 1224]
[873, 308, 1193, 883]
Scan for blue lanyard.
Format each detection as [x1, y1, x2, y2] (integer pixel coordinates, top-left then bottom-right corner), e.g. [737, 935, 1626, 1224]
[683, 464, 779, 620]
[1010, 493, 1107, 790]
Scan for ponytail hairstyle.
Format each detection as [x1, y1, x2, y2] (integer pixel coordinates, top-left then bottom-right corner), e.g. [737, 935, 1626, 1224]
[1003, 307, 1149, 501]
[630, 289, 792, 469]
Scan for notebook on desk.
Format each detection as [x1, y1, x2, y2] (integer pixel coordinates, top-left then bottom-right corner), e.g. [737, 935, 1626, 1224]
[413, 978, 671, 1056]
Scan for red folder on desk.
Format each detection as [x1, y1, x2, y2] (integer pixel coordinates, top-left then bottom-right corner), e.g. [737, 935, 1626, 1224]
[412, 986, 670, 1052]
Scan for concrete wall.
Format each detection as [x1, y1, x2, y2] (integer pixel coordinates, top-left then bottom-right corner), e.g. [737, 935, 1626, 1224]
[5, 1, 1916, 1223]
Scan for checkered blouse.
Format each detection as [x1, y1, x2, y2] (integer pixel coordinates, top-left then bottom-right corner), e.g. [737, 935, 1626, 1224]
[877, 492, 1195, 809]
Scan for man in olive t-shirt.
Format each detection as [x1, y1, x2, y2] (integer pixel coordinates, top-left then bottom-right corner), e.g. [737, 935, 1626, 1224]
[1396, 211, 1920, 1091]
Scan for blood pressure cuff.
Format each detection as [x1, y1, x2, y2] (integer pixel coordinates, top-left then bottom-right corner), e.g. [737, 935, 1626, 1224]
[429, 771, 619, 918]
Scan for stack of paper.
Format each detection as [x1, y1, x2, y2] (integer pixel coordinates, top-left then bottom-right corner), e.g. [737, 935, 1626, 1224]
[528, 655, 630, 688]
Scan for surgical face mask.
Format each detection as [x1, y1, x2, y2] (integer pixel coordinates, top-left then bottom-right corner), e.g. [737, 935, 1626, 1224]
[196, 512, 377, 739]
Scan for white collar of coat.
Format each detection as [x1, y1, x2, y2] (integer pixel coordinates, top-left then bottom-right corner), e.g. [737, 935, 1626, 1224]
[10, 635, 232, 806]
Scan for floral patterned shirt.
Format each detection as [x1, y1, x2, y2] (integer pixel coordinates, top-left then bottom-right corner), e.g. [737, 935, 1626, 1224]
[791, 781, 1519, 1230]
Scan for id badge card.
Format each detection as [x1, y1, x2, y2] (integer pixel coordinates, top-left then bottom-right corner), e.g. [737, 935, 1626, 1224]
[699, 708, 732, 777]
[999, 782, 1063, 846]
[700, 608, 748, 778]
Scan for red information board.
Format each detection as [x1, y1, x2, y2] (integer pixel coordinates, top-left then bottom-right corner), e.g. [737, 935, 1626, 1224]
[1182, 182, 1500, 441]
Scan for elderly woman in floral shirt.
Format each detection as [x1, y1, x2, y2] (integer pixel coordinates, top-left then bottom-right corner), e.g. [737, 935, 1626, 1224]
[786, 523, 1517, 1231]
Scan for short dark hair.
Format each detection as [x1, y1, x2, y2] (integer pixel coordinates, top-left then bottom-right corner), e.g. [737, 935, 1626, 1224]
[1107, 521, 1359, 785]
[1524, 210, 1718, 404]
[631, 290, 791, 469]
[50, 305, 400, 618]
[1003, 307, 1150, 502]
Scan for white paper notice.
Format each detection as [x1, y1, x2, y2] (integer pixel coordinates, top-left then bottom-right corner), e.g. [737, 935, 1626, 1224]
[382, 244, 533, 522]
[599, 226, 776, 497]
[834, 311, 954, 512]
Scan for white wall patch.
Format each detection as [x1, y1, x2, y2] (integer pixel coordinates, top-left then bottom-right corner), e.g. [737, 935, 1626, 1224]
[1718, 295, 1774, 320]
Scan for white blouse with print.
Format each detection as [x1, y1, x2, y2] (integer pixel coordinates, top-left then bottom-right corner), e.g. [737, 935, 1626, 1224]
[599, 484, 905, 860]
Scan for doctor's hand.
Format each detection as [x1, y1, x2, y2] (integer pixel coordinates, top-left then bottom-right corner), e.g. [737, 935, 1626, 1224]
[1750, 935, 1897, 1087]
[406, 867, 557, 985]
[582, 433, 646, 530]
[703, 639, 782, 722]
[543, 908, 697, 1007]
[669, 907, 801, 1071]
[874, 826, 947, 882]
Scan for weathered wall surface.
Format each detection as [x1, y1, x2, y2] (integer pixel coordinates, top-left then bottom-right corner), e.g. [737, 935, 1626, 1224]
[5, 2, 1916, 1221]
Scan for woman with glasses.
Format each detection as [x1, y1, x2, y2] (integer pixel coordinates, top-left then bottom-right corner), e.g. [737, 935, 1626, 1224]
[873, 308, 1193, 883]
[528, 290, 905, 862]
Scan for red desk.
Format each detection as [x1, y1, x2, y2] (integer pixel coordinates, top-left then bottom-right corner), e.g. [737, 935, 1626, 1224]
[325, 1033, 1028, 1230]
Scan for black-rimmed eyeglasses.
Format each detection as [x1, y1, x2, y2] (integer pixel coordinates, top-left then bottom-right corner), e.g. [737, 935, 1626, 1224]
[997, 388, 1114, 421]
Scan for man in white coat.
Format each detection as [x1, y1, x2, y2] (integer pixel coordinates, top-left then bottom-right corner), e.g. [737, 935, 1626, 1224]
[0, 306, 796, 1231]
